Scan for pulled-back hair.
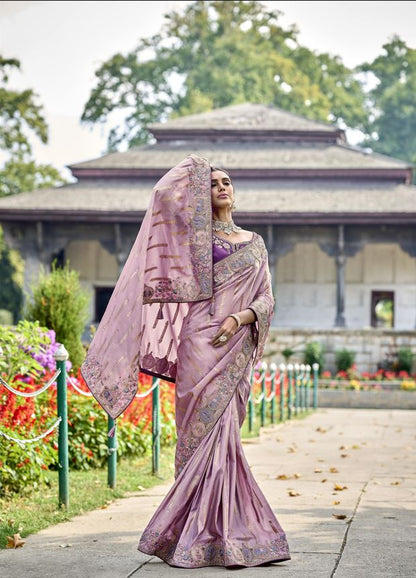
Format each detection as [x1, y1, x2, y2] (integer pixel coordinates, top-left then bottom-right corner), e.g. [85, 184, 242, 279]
[210, 166, 232, 179]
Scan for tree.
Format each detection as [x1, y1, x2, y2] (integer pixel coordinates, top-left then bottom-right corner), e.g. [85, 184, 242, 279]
[0, 55, 66, 196]
[357, 36, 416, 168]
[81, 0, 368, 150]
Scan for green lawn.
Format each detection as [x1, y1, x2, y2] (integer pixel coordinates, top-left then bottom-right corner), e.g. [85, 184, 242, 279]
[0, 447, 175, 549]
[1, 408, 314, 549]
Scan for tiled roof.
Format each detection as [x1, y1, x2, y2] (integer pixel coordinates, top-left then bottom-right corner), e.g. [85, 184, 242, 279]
[1, 180, 414, 215]
[148, 103, 339, 133]
[69, 143, 410, 171]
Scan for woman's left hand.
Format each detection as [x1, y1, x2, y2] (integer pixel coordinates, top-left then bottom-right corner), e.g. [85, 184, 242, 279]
[211, 316, 238, 347]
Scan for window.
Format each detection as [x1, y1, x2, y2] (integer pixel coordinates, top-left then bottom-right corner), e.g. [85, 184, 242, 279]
[371, 291, 394, 328]
[95, 286, 115, 322]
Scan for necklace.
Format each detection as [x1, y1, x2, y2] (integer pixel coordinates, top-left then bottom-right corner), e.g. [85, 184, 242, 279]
[212, 219, 242, 235]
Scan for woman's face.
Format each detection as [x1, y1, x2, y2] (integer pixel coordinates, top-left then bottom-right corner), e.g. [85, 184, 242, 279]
[211, 170, 234, 211]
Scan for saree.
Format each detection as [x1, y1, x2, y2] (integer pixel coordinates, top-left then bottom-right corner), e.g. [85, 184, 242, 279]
[138, 235, 290, 567]
[81, 154, 290, 568]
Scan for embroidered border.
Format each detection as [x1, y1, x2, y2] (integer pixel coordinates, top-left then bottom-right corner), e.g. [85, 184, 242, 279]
[143, 156, 213, 304]
[139, 530, 290, 568]
[213, 234, 267, 287]
[174, 330, 256, 477]
[80, 354, 139, 419]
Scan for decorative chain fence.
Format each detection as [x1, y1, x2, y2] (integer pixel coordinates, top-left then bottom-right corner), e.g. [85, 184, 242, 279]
[248, 362, 319, 432]
[1, 343, 319, 508]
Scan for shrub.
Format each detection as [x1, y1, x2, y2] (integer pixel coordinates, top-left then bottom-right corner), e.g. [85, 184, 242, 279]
[0, 434, 57, 496]
[304, 341, 325, 375]
[396, 347, 414, 374]
[26, 261, 91, 371]
[335, 348, 356, 372]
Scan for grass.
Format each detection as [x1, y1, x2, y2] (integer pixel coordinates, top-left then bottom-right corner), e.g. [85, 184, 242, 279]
[1, 407, 316, 549]
[0, 446, 175, 549]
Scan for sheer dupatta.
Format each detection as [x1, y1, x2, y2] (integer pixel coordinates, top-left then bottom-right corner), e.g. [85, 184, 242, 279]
[81, 155, 213, 419]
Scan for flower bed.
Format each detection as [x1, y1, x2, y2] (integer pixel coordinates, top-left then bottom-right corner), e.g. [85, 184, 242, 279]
[313, 365, 416, 409]
[0, 321, 175, 496]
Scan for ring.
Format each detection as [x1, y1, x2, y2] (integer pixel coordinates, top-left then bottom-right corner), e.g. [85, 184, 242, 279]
[219, 335, 227, 342]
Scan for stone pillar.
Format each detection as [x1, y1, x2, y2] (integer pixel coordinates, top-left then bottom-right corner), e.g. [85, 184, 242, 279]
[335, 224, 346, 327]
[114, 223, 129, 276]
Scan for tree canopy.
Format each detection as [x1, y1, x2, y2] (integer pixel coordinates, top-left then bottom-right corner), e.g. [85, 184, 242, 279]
[358, 36, 416, 167]
[0, 56, 66, 196]
[81, 0, 369, 150]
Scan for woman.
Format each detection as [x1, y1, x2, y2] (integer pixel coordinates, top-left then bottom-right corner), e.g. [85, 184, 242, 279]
[81, 154, 290, 568]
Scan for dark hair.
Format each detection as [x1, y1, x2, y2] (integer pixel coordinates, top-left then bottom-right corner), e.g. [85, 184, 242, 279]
[210, 166, 232, 179]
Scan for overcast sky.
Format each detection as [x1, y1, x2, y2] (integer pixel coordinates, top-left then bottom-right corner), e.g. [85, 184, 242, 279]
[1, 1, 415, 179]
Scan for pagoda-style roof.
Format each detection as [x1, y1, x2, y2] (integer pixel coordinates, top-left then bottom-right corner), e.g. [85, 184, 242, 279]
[69, 142, 411, 181]
[0, 180, 414, 224]
[0, 102, 414, 225]
[148, 103, 345, 142]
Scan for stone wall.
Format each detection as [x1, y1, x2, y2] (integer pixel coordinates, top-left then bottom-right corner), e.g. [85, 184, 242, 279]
[266, 328, 416, 374]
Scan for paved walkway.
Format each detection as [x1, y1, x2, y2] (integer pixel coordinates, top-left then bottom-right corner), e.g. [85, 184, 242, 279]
[1, 408, 415, 578]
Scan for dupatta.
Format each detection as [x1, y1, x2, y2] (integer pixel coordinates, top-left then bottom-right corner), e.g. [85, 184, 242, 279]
[81, 155, 213, 419]
[81, 154, 273, 421]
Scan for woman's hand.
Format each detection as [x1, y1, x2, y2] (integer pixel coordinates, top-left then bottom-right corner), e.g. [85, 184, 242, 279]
[211, 316, 239, 348]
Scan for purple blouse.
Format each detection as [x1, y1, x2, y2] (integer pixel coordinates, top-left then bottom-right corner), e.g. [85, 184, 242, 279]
[212, 234, 252, 263]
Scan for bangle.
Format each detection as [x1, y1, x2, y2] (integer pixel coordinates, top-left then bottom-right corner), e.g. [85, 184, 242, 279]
[228, 313, 242, 329]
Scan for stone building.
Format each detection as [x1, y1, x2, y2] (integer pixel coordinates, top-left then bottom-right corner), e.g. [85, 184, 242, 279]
[0, 103, 415, 371]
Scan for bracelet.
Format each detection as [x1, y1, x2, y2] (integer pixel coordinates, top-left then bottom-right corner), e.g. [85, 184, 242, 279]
[228, 313, 242, 329]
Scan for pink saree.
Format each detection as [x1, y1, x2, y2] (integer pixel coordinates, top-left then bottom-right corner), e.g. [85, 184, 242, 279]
[81, 154, 290, 568]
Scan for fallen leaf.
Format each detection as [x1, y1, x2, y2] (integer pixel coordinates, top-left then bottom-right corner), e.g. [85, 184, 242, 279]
[316, 427, 327, 433]
[287, 447, 297, 453]
[6, 534, 25, 549]
[137, 485, 145, 491]
[314, 468, 323, 473]
[60, 543, 72, 548]
[321, 478, 328, 483]
[340, 454, 349, 458]
[333, 500, 341, 505]
[100, 505, 108, 509]
[390, 481, 401, 485]
[293, 473, 301, 479]
[339, 445, 348, 450]
[334, 484, 348, 491]
[317, 458, 325, 463]
[288, 490, 301, 497]
[332, 514, 347, 520]
[329, 467, 339, 473]
[277, 474, 290, 480]
[309, 439, 316, 442]
[352, 444, 361, 450]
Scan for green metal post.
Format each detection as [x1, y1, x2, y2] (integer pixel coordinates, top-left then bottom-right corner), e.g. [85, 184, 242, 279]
[260, 366, 266, 428]
[312, 363, 319, 409]
[269, 363, 277, 425]
[279, 364, 285, 422]
[287, 364, 293, 419]
[306, 365, 311, 410]
[294, 366, 299, 416]
[54, 344, 69, 508]
[152, 378, 160, 475]
[107, 416, 117, 488]
[299, 365, 305, 411]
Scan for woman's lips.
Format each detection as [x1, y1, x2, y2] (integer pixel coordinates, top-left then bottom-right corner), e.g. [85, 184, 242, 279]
[218, 194, 228, 198]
